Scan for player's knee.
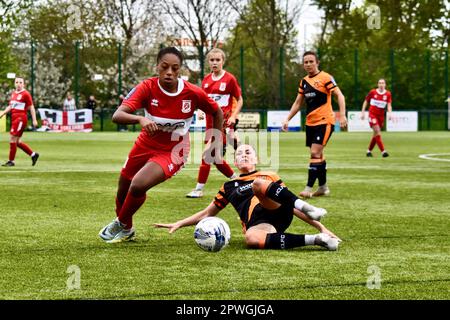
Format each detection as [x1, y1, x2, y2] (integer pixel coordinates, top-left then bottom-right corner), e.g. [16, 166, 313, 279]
[252, 178, 269, 197]
[245, 232, 265, 249]
[128, 181, 148, 197]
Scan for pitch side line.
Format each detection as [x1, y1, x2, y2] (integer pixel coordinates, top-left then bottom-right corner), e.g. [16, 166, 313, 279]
[419, 153, 450, 162]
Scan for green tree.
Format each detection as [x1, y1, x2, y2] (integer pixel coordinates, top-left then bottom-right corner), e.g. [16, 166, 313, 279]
[311, 0, 449, 110]
[224, 0, 302, 110]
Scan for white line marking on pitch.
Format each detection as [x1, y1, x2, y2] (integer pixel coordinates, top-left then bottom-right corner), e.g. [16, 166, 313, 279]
[419, 153, 450, 162]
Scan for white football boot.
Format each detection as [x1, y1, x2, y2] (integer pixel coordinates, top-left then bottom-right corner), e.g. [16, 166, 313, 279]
[107, 228, 136, 244]
[99, 218, 124, 241]
[186, 189, 204, 198]
[315, 233, 339, 251]
[301, 203, 327, 221]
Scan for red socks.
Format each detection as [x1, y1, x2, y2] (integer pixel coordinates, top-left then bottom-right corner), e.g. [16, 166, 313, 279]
[17, 142, 33, 156]
[9, 143, 17, 161]
[118, 193, 146, 229]
[369, 135, 385, 152]
[375, 135, 385, 152]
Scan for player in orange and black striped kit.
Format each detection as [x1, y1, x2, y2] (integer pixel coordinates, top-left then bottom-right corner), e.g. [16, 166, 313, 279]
[283, 51, 347, 198]
[155, 145, 341, 251]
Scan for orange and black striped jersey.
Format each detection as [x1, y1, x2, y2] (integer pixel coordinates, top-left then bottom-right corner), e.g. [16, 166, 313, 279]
[298, 71, 337, 126]
[214, 170, 283, 227]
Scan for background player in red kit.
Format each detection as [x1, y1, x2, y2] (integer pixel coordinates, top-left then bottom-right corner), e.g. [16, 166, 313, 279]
[0, 77, 39, 167]
[99, 47, 223, 243]
[361, 78, 392, 157]
[186, 48, 243, 198]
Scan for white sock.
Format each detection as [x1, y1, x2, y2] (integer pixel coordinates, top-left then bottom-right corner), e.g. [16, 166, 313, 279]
[195, 183, 205, 191]
[229, 173, 238, 179]
[305, 234, 316, 245]
[31, 152, 36, 157]
[294, 198, 310, 212]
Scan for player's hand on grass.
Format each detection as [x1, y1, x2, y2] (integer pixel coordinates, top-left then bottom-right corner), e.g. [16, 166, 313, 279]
[154, 222, 181, 234]
[320, 226, 342, 242]
[139, 117, 159, 136]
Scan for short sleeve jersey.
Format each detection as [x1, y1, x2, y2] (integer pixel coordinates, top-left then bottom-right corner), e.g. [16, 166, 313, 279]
[9, 89, 33, 116]
[122, 77, 219, 151]
[365, 89, 392, 116]
[202, 71, 241, 129]
[298, 71, 337, 126]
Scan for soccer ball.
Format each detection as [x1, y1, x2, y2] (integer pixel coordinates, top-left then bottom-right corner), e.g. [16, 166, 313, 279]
[194, 217, 231, 252]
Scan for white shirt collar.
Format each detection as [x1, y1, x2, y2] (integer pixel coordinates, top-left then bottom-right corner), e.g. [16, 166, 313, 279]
[157, 78, 184, 96]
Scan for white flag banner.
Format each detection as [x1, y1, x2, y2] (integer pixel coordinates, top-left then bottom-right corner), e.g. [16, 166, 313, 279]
[38, 109, 93, 132]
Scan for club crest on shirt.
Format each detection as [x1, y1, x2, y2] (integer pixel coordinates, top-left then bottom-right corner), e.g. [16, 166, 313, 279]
[219, 82, 227, 91]
[204, 83, 209, 89]
[383, 95, 387, 100]
[181, 100, 192, 113]
[17, 94, 22, 100]
[313, 80, 321, 88]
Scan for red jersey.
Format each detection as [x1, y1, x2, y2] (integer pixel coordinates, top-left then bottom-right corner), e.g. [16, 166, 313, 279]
[365, 89, 392, 116]
[122, 77, 219, 151]
[9, 89, 33, 116]
[202, 71, 241, 128]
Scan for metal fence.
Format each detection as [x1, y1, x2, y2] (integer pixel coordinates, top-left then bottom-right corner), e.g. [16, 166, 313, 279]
[1, 40, 449, 115]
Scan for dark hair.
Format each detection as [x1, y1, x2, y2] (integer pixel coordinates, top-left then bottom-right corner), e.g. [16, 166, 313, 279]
[157, 47, 183, 65]
[303, 51, 319, 62]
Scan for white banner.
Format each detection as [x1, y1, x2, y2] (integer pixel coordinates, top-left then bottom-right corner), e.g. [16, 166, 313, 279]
[38, 108, 93, 132]
[267, 111, 301, 131]
[387, 111, 418, 132]
[347, 111, 372, 132]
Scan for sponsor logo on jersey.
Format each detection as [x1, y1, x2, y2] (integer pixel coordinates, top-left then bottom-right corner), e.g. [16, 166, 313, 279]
[219, 82, 227, 91]
[181, 100, 192, 113]
[151, 99, 159, 107]
[237, 183, 253, 194]
[305, 92, 316, 98]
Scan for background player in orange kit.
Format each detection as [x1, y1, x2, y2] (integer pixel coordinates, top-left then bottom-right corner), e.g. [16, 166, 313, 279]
[99, 47, 223, 243]
[282, 51, 347, 199]
[156, 144, 341, 251]
[0, 77, 39, 167]
[360, 78, 392, 157]
[186, 48, 243, 198]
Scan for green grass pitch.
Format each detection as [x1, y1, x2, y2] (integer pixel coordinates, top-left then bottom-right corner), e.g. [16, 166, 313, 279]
[0, 131, 449, 300]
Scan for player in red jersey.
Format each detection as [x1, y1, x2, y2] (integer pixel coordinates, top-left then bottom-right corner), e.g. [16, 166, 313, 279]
[361, 79, 392, 157]
[0, 77, 39, 167]
[186, 48, 243, 198]
[99, 47, 224, 243]
[155, 144, 341, 251]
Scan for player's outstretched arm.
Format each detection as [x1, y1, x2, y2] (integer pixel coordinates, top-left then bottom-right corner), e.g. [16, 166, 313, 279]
[333, 87, 347, 129]
[282, 93, 303, 132]
[0, 106, 11, 118]
[293, 208, 342, 242]
[29, 105, 38, 127]
[154, 202, 222, 234]
[361, 100, 368, 120]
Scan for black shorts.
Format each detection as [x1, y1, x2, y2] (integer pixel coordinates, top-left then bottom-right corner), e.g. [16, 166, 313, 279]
[305, 124, 334, 147]
[246, 203, 294, 233]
